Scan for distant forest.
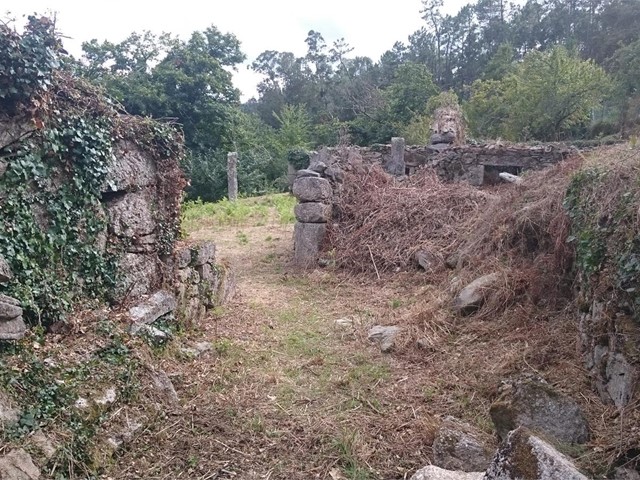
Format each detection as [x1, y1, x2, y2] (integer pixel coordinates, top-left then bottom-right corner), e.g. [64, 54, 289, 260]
[73, 0, 640, 199]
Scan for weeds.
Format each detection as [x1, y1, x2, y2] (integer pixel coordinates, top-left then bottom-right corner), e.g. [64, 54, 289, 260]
[181, 193, 296, 233]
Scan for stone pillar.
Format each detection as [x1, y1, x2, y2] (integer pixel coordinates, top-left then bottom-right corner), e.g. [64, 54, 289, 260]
[227, 152, 238, 202]
[386, 137, 405, 176]
[292, 169, 333, 267]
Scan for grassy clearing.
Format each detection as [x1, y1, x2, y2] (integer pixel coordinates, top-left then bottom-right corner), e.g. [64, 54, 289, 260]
[181, 193, 296, 234]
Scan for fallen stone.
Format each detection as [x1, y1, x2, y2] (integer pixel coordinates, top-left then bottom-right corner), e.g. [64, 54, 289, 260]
[191, 242, 216, 266]
[0, 160, 7, 178]
[293, 222, 326, 267]
[484, 427, 589, 480]
[296, 168, 321, 178]
[150, 369, 179, 406]
[294, 202, 332, 223]
[0, 448, 41, 480]
[133, 323, 172, 340]
[368, 325, 400, 353]
[0, 390, 19, 426]
[335, 318, 354, 328]
[410, 465, 483, 480]
[453, 273, 500, 315]
[0, 316, 27, 340]
[292, 177, 332, 203]
[415, 250, 442, 273]
[179, 341, 212, 358]
[498, 172, 523, 185]
[128, 290, 177, 330]
[489, 375, 590, 444]
[432, 417, 495, 472]
[613, 467, 640, 480]
[30, 430, 57, 460]
[0, 255, 12, 283]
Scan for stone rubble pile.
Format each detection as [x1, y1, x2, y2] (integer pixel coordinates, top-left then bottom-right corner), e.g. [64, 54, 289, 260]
[410, 375, 593, 480]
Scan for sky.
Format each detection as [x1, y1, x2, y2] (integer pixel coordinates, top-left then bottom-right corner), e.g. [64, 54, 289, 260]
[5, 0, 468, 101]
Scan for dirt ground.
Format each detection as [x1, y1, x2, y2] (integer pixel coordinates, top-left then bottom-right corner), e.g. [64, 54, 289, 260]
[105, 210, 621, 480]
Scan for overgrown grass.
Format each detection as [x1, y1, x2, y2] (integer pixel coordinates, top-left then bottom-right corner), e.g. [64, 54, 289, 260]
[181, 193, 296, 233]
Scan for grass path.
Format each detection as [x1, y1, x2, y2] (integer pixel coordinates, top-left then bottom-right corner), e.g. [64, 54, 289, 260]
[108, 202, 442, 480]
[107, 195, 599, 479]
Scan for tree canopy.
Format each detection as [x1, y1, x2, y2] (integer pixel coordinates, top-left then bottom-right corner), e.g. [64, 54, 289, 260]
[71, 0, 639, 200]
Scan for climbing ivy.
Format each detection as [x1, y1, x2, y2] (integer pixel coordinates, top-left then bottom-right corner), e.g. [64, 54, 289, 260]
[564, 159, 640, 319]
[0, 17, 184, 326]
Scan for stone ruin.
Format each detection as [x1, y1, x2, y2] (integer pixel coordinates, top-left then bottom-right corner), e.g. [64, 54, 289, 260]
[0, 117, 234, 341]
[291, 140, 573, 268]
[430, 106, 466, 146]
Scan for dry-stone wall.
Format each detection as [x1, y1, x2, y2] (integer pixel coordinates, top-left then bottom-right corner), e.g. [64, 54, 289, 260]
[291, 141, 572, 267]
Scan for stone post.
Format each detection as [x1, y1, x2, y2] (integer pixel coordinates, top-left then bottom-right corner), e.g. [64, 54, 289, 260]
[386, 137, 405, 176]
[291, 152, 337, 267]
[227, 152, 238, 202]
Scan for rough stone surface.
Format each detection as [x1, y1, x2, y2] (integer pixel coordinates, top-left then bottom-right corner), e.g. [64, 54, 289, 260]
[150, 369, 179, 406]
[0, 297, 22, 319]
[489, 375, 590, 444]
[0, 255, 12, 283]
[30, 430, 57, 460]
[104, 141, 157, 192]
[453, 273, 500, 315]
[0, 448, 41, 480]
[129, 290, 177, 329]
[0, 390, 19, 426]
[118, 253, 159, 298]
[292, 177, 332, 203]
[294, 202, 332, 223]
[604, 353, 637, 408]
[613, 468, 640, 480]
[580, 301, 638, 408]
[415, 250, 443, 273]
[0, 160, 7, 178]
[368, 325, 400, 353]
[0, 315, 27, 340]
[324, 165, 344, 183]
[432, 417, 495, 472]
[293, 222, 327, 267]
[484, 427, 589, 480]
[191, 242, 216, 266]
[410, 465, 483, 480]
[296, 169, 321, 178]
[386, 137, 406, 176]
[106, 188, 156, 238]
[175, 247, 192, 268]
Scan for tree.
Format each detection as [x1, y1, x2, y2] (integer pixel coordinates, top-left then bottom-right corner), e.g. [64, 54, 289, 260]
[466, 46, 610, 140]
[609, 39, 640, 133]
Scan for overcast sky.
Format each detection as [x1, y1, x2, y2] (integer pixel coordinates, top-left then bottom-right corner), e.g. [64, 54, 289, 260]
[6, 0, 468, 100]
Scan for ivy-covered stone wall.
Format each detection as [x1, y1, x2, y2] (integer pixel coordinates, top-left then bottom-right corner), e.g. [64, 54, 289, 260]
[0, 16, 230, 336]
